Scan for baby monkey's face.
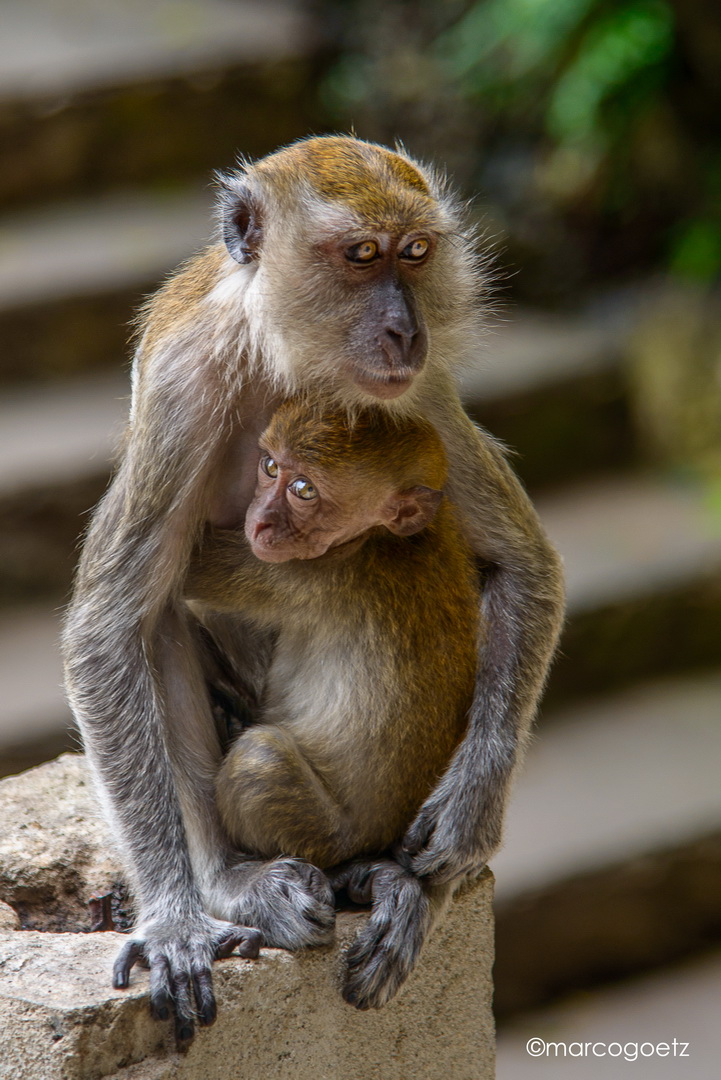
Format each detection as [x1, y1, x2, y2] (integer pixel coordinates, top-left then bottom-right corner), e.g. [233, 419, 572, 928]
[244, 438, 442, 564]
[244, 443, 381, 563]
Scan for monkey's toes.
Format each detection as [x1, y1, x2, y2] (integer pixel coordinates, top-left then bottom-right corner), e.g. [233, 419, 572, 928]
[229, 859, 336, 948]
[281, 857, 334, 907]
[342, 948, 400, 1011]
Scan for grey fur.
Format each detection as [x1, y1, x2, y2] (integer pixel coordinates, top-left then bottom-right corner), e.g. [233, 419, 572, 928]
[62, 135, 564, 1032]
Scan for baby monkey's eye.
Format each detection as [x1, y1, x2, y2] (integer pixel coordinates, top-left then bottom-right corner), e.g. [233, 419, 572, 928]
[346, 240, 379, 264]
[400, 238, 429, 261]
[288, 478, 317, 500]
[261, 456, 279, 478]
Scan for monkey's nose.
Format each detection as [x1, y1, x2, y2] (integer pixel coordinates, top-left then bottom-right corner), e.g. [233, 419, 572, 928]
[251, 515, 278, 540]
[380, 327, 420, 366]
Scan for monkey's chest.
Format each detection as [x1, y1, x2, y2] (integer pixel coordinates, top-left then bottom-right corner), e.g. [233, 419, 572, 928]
[208, 390, 282, 528]
[263, 633, 362, 745]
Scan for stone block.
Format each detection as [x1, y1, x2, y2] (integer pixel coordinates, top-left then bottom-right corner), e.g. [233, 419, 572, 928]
[0, 756, 495, 1079]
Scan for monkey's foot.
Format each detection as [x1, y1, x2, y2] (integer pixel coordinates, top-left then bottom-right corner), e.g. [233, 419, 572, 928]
[341, 861, 431, 1010]
[112, 913, 262, 1050]
[211, 857, 335, 950]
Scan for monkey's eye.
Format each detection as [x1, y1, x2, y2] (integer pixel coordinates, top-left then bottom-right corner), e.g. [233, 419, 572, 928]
[261, 456, 279, 478]
[400, 238, 430, 262]
[288, 477, 318, 500]
[346, 240, 379, 264]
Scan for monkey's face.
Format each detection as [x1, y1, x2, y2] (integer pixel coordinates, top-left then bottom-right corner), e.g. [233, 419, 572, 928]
[258, 214, 480, 408]
[217, 137, 484, 406]
[244, 438, 442, 564]
[246, 216, 447, 407]
[310, 229, 433, 401]
[244, 447, 378, 563]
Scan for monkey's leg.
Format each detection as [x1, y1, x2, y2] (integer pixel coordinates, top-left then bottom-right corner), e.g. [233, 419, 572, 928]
[209, 726, 340, 948]
[216, 725, 350, 867]
[328, 859, 452, 1010]
[169, 616, 336, 950]
[67, 598, 267, 1048]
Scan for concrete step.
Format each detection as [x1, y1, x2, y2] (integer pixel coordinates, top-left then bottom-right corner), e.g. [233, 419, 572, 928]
[465, 293, 638, 490]
[543, 472, 721, 703]
[0, 189, 214, 311]
[492, 671, 721, 1017]
[0, 187, 213, 384]
[0, 373, 126, 604]
[0, 0, 320, 208]
[497, 949, 721, 1079]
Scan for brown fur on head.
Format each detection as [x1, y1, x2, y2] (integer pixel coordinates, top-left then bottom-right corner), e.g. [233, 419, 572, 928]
[244, 397, 448, 563]
[212, 135, 485, 408]
[254, 136, 436, 232]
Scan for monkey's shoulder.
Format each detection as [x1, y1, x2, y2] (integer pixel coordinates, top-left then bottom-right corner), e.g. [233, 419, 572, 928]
[333, 504, 479, 628]
[135, 244, 230, 360]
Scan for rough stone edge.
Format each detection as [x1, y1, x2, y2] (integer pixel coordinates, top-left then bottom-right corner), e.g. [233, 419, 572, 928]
[0, 871, 494, 1080]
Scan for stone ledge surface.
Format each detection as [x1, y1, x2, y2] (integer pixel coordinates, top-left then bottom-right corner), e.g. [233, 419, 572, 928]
[0, 756, 495, 1079]
[0, 883, 494, 1080]
[0, 755, 121, 931]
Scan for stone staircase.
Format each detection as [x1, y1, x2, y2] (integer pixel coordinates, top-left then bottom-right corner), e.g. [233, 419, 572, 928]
[1, 1, 720, 1065]
[497, 948, 721, 1078]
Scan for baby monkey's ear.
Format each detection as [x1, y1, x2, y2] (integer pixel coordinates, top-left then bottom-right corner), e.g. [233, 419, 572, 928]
[383, 487, 443, 536]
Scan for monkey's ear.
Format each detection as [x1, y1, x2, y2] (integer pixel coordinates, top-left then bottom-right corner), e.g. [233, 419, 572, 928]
[383, 487, 443, 536]
[218, 179, 263, 264]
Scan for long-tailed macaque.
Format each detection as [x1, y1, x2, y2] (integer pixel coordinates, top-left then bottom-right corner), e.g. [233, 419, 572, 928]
[62, 135, 565, 1039]
[186, 399, 479, 1005]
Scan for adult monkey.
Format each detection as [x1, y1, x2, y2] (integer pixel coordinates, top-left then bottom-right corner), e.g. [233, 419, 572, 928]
[63, 136, 564, 1039]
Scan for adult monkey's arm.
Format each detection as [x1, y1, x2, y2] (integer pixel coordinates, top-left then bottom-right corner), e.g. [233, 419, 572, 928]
[402, 380, 565, 881]
[63, 336, 262, 1046]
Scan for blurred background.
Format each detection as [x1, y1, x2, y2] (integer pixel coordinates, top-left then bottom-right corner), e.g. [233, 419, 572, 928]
[1, 0, 720, 1075]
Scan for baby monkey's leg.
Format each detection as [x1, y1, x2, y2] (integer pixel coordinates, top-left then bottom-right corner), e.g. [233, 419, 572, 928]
[216, 725, 350, 867]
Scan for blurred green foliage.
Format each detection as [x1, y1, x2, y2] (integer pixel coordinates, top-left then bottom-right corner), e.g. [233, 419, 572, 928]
[435, 0, 674, 148]
[322, 0, 721, 298]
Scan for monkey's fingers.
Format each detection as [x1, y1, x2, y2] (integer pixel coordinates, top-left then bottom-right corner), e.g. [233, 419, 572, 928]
[171, 969, 196, 1050]
[143, 954, 195, 1049]
[288, 860, 334, 908]
[112, 940, 146, 989]
[343, 865, 430, 1010]
[191, 967, 217, 1028]
[399, 810, 434, 856]
[338, 861, 376, 905]
[148, 955, 173, 1022]
[214, 926, 263, 960]
[343, 906, 426, 1009]
[326, 862, 354, 892]
[401, 809, 481, 881]
[343, 920, 387, 1010]
[409, 846, 481, 884]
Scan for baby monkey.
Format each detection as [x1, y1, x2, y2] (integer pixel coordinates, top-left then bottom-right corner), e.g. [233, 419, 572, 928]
[187, 397, 481, 1006]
